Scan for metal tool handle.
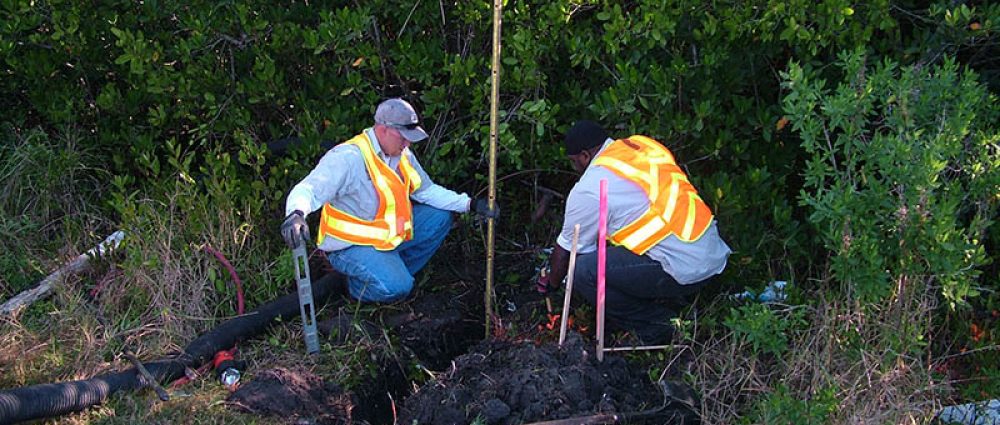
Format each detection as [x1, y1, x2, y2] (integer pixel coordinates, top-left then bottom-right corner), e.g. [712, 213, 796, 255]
[123, 350, 170, 401]
[292, 243, 320, 354]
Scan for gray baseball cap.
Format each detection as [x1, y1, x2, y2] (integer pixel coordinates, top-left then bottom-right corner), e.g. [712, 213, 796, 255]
[374, 98, 429, 142]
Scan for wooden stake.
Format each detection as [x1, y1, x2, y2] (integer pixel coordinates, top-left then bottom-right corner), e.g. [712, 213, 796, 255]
[558, 224, 580, 348]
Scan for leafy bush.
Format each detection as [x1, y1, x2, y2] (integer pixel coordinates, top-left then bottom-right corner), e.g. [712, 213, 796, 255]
[724, 303, 806, 356]
[783, 48, 999, 307]
[746, 383, 839, 425]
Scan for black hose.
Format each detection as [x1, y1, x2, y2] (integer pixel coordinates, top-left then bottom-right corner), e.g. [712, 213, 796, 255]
[0, 273, 344, 425]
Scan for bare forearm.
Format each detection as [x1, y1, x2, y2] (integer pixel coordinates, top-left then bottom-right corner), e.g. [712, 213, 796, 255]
[548, 245, 571, 289]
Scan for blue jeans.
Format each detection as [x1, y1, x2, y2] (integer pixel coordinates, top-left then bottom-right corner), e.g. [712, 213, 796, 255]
[326, 204, 453, 302]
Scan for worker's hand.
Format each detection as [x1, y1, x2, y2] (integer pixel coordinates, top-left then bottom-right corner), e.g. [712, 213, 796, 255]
[471, 197, 500, 219]
[281, 210, 310, 249]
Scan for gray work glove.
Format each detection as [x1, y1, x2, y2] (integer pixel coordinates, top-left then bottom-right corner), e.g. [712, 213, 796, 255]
[281, 210, 310, 249]
[471, 197, 500, 219]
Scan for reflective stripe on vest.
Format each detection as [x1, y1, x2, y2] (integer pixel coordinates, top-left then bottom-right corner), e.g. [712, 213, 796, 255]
[316, 133, 423, 250]
[592, 135, 714, 254]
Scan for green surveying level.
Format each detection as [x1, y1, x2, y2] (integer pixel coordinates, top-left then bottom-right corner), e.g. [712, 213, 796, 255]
[292, 243, 320, 354]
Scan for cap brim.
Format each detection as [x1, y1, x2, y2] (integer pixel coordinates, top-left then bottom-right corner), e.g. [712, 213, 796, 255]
[399, 126, 429, 142]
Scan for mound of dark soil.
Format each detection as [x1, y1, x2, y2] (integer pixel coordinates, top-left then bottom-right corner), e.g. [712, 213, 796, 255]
[399, 332, 668, 425]
[227, 367, 354, 424]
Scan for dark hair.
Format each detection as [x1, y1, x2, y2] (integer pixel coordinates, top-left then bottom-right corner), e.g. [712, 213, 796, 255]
[564, 120, 608, 155]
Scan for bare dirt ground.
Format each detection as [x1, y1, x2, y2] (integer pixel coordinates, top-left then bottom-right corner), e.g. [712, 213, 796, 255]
[228, 367, 354, 425]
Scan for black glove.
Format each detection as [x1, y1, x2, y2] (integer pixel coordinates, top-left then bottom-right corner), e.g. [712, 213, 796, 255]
[471, 197, 500, 219]
[281, 210, 310, 249]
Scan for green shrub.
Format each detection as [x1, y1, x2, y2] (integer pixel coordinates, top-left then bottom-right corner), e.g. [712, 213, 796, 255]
[724, 303, 806, 356]
[783, 48, 999, 308]
[746, 384, 839, 425]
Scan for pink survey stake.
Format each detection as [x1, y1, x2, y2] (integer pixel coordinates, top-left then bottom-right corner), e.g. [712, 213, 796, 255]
[597, 179, 608, 359]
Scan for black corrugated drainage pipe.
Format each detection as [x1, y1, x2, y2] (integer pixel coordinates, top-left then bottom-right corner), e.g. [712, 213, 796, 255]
[0, 273, 344, 425]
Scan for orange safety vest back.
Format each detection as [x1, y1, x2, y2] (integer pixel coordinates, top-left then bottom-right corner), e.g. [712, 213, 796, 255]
[316, 133, 423, 250]
[592, 135, 714, 254]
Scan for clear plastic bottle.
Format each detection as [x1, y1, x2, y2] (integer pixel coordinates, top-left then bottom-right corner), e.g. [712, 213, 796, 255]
[734, 280, 788, 302]
[220, 367, 240, 388]
[757, 281, 787, 302]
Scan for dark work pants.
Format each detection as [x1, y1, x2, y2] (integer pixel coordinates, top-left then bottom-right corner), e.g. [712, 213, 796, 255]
[572, 245, 711, 343]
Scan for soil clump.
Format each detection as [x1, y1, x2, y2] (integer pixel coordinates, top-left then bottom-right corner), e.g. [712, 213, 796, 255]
[227, 367, 354, 424]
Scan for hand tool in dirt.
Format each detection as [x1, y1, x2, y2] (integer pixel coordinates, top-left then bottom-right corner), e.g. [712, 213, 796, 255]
[558, 223, 581, 348]
[535, 251, 552, 295]
[539, 267, 553, 314]
[292, 242, 320, 354]
[123, 349, 170, 402]
[597, 179, 608, 362]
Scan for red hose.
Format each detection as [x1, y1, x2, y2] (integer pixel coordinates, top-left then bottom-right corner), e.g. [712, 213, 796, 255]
[202, 244, 245, 315]
[170, 244, 246, 388]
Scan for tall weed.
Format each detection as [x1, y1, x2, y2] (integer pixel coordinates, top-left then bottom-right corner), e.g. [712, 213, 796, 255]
[0, 125, 108, 295]
[101, 141, 288, 356]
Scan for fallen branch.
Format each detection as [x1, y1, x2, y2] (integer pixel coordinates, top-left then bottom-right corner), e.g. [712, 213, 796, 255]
[1, 230, 125, 316]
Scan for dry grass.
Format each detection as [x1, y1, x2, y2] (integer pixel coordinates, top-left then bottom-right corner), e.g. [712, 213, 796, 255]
[686, 275, 952, 424]
[90, 179, 287, 359]
[0, 126, 119, 387]
[0, 124, 296, 421]
[1, 273, 115, 387]
[50, 378, 285, 425]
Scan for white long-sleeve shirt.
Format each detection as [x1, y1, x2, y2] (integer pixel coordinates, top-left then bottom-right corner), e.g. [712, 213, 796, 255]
[285, 128, 471, 252]
[556, 139, 731, 284]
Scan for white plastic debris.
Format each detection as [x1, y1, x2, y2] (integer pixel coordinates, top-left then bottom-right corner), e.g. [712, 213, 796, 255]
[937, 399, 1000, 425]
[733, 280, 788, 303]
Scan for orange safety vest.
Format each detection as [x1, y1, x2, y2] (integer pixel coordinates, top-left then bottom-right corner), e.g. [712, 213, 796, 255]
[316, 133, 423, 250]
[592, 135, 714, 254]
